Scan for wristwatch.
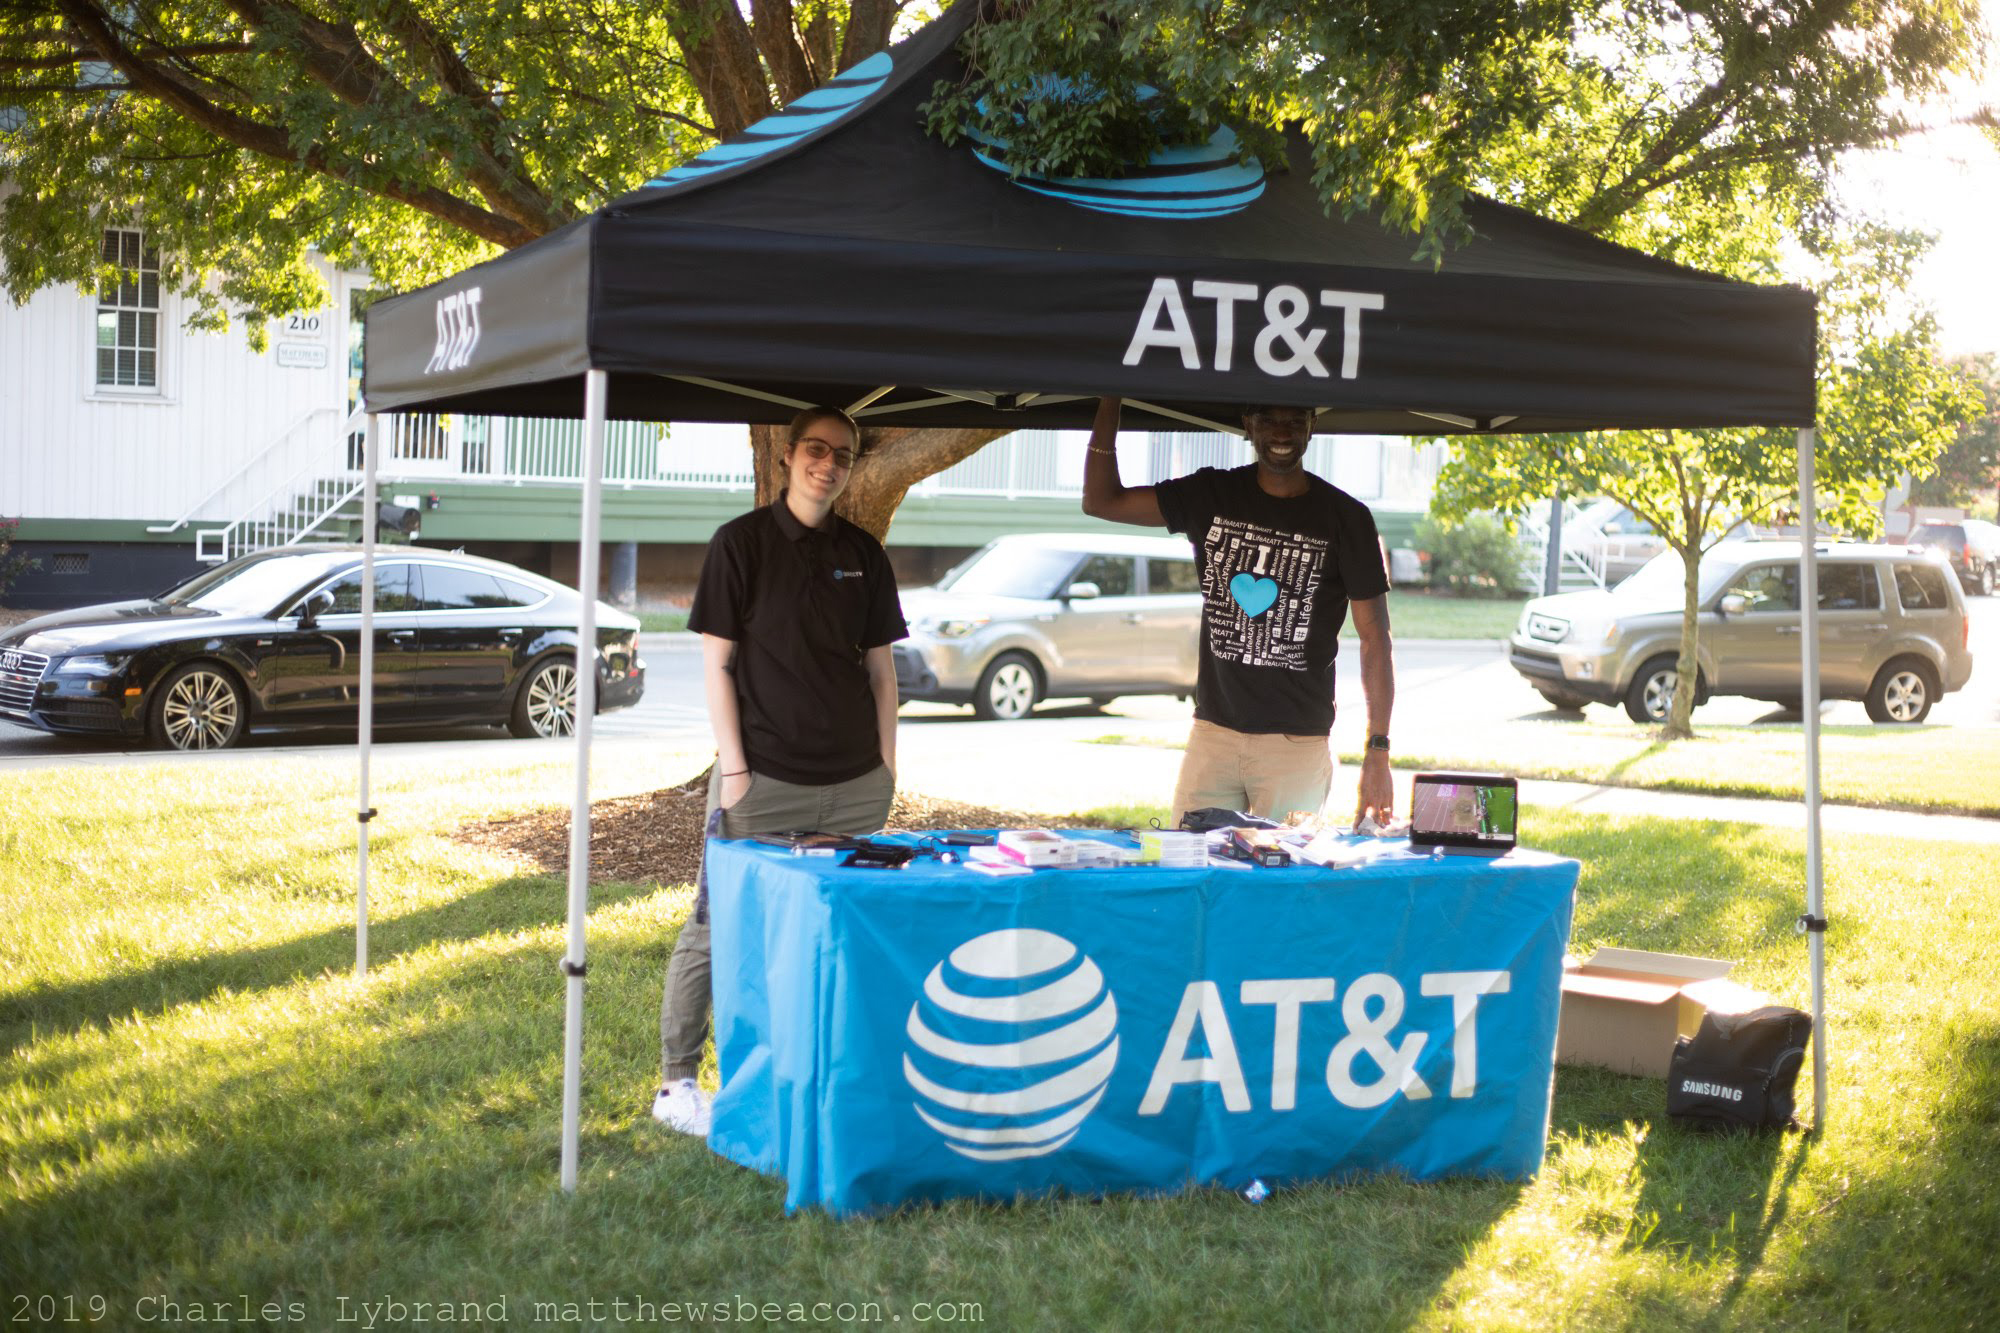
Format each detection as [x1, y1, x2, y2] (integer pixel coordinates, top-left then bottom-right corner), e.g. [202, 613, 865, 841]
[1366, 734, 1391, 752]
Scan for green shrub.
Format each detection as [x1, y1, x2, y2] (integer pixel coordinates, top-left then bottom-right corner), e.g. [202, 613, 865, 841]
[1415, 513, 1523, 596]
[0, 518, 36, 601]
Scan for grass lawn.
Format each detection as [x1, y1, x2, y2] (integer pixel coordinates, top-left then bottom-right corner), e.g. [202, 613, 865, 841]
[4, 754, 1996, 1329]
[638, 609, 690, 633]
[1094, 722, 2000, 819]
[1340, 589, 1528, 641]
[1356, 722, 2000, 819]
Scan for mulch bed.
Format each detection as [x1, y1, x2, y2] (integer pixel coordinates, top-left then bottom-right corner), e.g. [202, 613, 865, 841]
[452, 769, 1096, 887]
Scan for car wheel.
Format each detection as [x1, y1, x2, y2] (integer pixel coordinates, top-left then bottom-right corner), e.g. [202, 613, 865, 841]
[1535, 686, 1591, 713]
[1864, 658, 1936, 724]
[509, 656, 578, 738]
[1982, 562, 1995, 597]
[973, 652, 1041, 721]
[148, 662, 248, 751]
[1623, 654, 1683, 725]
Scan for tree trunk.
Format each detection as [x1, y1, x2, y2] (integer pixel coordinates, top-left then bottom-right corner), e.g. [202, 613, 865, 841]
[1663, 521, 1702, 740]
[748, 424, 1012, 542]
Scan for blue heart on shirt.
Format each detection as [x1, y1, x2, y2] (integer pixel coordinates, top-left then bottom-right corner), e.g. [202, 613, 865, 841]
[1229, 573, 1279, 618]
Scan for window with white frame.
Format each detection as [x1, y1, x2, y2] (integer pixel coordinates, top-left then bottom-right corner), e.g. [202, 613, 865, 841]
[95, 228, 160, 390]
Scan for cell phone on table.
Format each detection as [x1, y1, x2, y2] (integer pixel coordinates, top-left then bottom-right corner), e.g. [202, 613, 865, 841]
[750, 831, 860, 851]
[941, 831, 996, 846]
[844, 843, 917, 869]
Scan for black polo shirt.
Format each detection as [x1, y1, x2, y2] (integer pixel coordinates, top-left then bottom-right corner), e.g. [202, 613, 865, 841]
[688, 494, 907, 785]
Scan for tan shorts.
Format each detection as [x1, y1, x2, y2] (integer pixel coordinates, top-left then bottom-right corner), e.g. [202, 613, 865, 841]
[1170, 719, 1334, 826]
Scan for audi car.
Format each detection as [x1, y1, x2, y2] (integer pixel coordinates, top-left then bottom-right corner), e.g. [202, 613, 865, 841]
[0, 545, 645, 750]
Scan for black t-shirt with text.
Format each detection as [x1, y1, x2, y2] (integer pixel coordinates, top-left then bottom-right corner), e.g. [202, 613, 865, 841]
[1154, 466, 1388, 736]
[688, 496, 907, 784]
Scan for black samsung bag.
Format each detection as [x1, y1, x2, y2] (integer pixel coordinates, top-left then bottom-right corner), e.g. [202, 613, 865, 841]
[1666, 1005, 1813, 1130]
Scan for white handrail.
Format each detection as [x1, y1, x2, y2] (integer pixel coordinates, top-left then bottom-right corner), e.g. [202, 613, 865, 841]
[197, 471, 368, 564]
[1517, 501, 1610, 593]
[281, 476, 368, 546]
[204, 409, 368, 539]
[146, 405, 344, 533]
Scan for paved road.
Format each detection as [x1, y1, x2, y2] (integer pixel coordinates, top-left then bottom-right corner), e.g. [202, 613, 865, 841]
[0, 634, 709, 771]
[3, 595, 1992, 779]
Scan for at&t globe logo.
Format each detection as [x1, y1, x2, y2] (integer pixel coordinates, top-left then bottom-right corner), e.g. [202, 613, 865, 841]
[903, 929, 1119, 1161]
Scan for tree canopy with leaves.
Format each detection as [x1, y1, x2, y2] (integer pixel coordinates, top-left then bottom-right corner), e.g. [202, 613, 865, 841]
[1910, 353, 1999, 510]
[3, 0, 1990, 534]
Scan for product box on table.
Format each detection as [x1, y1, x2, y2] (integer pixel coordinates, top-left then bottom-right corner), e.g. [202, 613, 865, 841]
[997, 829, 1076, 868]
[1137, 829, 1207, 867]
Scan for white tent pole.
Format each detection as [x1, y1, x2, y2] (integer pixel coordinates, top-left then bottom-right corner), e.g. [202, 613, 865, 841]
[560, 369, 609, 1193]
[357, 411, 380, 981]
[1796, 426, 1827, 1130]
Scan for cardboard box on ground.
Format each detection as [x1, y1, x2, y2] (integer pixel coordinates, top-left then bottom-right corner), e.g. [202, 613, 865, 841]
[1557, 947, 1767, 1079]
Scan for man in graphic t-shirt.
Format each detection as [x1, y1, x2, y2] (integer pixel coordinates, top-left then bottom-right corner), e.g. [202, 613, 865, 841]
[1081, 396, 1395, 826]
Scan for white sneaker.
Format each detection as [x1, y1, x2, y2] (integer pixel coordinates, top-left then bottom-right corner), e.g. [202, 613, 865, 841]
[651, 1078, 712, 1136]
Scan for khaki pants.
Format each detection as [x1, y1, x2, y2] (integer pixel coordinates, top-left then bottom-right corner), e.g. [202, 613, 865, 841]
[1170, 719, 1334, 826]
[660, 762, 894, 1081]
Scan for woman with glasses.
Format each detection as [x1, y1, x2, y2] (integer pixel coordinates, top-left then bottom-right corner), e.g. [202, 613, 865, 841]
[653, 404, 908, 1137]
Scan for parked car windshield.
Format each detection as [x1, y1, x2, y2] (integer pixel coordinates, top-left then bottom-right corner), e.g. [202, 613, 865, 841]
[936, 545, 1081, 599]
[160, 552, 354, 616]
[1575, 499, 1654, 534]
[1910, 523, 1965, 551]
[1611, 550, 1734, 605]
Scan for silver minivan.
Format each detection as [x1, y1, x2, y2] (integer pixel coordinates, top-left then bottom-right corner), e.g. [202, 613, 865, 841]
[1508, 540, 1974, 724]
[894, 532, 1201, 719]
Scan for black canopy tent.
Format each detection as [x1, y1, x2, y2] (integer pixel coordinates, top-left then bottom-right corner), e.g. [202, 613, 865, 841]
[364, 3, 1816, 433]
[360, 1, 1829, 1190]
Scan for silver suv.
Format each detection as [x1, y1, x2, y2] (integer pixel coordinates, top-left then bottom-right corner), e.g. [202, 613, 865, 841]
[1508, 540, 1973, 724]
[894, 532, 1201, 720]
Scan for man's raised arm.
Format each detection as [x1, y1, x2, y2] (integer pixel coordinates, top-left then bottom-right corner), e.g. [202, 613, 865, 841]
[1080, 396, 1166, 528]
[1349, 594, 1396, 827]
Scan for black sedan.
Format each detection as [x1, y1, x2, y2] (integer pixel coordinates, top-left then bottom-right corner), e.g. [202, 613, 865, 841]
[0, 545, 645, 750]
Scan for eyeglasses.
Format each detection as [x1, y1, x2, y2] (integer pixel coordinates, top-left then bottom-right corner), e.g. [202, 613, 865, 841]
[795, 437, 857, 469]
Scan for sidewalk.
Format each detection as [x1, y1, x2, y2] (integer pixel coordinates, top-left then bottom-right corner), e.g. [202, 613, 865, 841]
[1515, 775, 2000, 844]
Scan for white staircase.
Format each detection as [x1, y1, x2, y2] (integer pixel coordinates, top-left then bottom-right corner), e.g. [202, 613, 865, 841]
[194, 470, 368, 563]
[1516, 501, 1609, 595]
[149, 405, 372, 564]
